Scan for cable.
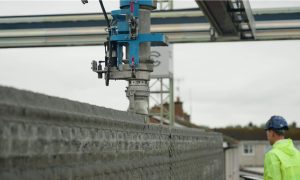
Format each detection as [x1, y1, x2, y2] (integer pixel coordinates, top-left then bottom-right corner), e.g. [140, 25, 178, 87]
[97, 0, 111, 86]
[98, 0, 110, 28]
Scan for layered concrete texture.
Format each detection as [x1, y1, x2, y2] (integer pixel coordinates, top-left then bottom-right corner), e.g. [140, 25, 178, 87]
[0, 86, 224, 180]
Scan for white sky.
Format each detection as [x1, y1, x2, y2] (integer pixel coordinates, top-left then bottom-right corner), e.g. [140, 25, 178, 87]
[1, 0, 300, 16]
[0, 0, 300, 128]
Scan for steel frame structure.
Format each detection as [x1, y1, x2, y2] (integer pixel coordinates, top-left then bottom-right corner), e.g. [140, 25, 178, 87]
[0, 8, 300, 48]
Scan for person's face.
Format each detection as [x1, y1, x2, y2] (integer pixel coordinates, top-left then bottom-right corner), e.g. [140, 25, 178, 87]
[266, 130, 275, 145]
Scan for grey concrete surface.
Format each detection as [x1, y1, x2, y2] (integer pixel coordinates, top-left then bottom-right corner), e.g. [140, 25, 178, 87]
[0, 85, 224, 180]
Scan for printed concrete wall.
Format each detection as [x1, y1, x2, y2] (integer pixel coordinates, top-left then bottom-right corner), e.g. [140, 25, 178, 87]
[225, 147, 239, 180]
[0, 86, 224, 180]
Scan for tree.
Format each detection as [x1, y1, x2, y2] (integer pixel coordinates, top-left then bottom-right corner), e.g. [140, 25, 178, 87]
[290, 122, 297, 128]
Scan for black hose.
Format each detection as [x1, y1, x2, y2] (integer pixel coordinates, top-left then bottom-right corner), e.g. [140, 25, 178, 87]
[98, 0, 111, 86]
[98, 0, 110, 28]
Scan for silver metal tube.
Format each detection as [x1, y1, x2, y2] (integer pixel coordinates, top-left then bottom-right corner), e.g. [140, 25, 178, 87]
[126, 8, 151, 115]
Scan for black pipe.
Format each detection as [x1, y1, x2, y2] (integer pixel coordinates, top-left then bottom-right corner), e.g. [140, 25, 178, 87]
[98, 0, 110, 28]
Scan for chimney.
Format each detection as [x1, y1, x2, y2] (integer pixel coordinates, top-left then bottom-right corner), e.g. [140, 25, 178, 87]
[175, 96, 184, 118]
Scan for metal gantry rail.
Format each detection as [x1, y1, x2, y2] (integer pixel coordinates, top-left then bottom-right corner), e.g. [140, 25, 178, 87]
[0, 8, 300, 48]
[195, 0, 256, 39]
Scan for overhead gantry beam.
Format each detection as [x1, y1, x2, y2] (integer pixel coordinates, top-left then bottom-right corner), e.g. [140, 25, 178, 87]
[195, 0, 256, 40]
[0, 8, 300, 48]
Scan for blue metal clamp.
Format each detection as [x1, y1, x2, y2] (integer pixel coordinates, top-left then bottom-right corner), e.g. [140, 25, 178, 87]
[109, 0, 167, 69]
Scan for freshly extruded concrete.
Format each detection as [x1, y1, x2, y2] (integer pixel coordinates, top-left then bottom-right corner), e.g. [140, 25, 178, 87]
[0, 86, 224, 180]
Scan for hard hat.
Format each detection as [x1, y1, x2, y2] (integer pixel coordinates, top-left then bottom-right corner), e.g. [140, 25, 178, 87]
[265, 115, 289, 130]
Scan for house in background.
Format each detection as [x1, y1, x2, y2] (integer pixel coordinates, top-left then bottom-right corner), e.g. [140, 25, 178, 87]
[149, 97, 195, 127]
[215, 128, 300, 168]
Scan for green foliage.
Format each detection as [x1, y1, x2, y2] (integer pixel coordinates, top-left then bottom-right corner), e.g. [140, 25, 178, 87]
[290, 122, 297, 128]
[223, 121, 298, 129]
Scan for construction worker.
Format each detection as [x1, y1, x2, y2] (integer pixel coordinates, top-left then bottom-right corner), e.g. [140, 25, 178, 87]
[264, 115, 300, 180]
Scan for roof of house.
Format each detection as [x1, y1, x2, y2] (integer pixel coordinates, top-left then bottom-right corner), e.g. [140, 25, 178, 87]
[149, 115, 205, 128]
[214, 128, 300, 141]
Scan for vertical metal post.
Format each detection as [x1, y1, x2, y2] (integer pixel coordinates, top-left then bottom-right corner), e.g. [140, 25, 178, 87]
[169, 0, 174, 10]
[148, 0, 174, 126]
[157, 0, 173, 10]
[160, 78, 163, 125]
[169, 77, 174, 126]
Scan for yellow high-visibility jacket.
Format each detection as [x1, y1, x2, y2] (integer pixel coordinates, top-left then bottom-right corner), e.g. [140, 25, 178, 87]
[264, 139, 300, 180]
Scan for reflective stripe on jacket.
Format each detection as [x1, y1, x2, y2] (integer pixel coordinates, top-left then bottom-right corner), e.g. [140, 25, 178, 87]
[264, 139, 300, 180]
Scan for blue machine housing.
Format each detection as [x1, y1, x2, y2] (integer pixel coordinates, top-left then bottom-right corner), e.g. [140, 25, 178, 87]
[109, 0, 167, 69]
[120, 0, 156, 10]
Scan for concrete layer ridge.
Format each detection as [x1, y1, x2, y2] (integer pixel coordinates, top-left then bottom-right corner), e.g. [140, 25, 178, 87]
[0, 85, 145, 123]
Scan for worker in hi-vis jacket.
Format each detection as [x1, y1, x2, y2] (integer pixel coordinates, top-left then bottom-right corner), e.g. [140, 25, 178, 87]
[264, 116, 300, 180]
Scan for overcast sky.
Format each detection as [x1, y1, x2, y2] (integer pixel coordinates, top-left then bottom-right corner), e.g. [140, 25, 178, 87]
[0, 0, 300, 128]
